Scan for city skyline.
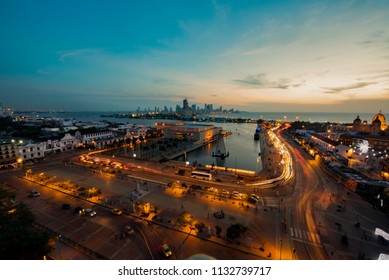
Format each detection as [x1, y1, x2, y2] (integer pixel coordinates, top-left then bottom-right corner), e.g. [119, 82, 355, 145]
[1, 0, 389, 113]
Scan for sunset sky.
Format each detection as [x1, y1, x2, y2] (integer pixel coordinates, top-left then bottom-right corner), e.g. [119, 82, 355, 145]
[1, 0, 389, 112]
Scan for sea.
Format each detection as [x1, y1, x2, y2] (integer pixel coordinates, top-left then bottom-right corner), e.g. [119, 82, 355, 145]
[16, 110, 381, 172]
[19, 110, 377, 124]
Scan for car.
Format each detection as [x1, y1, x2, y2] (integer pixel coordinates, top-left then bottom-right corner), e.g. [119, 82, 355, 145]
[62, 203, 71, 210]
[231, 192, 243, 199]
[124, 225, 135, 235]
[84, 209, 96, 217]
[111, 208, 123, 216]
[221, 190, 229, 195]
[231, 191, 242, 197]
[207, 187, 218, 193]
[29, 190, 40, 197]
[161, 243, 172, 258]
[74, 206, 84, 214]
[214, 178, 222, 182]
[250, 194, 260, 200]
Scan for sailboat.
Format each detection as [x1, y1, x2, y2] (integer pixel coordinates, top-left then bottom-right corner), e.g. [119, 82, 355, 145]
[212, 133, 229, 159]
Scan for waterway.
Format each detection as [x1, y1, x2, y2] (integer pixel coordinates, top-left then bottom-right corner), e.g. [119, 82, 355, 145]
[175, 122, 263, 172]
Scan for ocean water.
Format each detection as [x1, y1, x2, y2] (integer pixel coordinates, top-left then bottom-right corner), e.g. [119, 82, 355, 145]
[204, 111, 379, 124]
[20, 110, 380, 125]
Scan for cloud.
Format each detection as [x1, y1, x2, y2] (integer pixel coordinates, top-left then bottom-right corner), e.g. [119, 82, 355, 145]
[322, 82, 376, 94]
[58, 48, 100, 63]
[233, 74, 302, 89]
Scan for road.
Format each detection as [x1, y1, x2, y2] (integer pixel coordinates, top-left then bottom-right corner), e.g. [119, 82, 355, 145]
[0, 166, 268, 260]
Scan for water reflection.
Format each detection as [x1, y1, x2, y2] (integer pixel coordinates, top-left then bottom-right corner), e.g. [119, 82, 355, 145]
[176, 123, 263, 172]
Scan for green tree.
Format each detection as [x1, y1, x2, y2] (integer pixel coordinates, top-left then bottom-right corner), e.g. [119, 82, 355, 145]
[226, 223, 247, 241]
[0, 189, 55, 259]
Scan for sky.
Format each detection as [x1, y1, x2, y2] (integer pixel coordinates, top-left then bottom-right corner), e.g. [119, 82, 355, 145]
[1, 0, 389, 113]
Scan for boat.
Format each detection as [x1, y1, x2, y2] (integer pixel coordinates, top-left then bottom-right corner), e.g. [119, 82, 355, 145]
[212, 150, 230, 159]
[254, 125, 261, 140]
[212, 133, 229, 159]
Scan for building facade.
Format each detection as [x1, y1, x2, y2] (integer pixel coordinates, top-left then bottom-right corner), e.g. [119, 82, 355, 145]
[352, 111, 388, 134]
[17, 142, 45, 162]
[163, 124, 220, 142]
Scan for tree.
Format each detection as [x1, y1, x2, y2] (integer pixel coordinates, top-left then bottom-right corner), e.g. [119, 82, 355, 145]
[177, 211, 192, 225]
[0, 188, 55, 259]
[215, 225, 222, 238]
[194, 222, 206, 233]
[226, 223, 247, 241]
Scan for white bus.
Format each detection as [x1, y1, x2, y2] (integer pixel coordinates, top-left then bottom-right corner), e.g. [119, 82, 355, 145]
[191, 171, 212, 180]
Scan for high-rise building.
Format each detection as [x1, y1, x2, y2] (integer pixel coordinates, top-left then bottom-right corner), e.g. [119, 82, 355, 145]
[183, 98, 189, 110]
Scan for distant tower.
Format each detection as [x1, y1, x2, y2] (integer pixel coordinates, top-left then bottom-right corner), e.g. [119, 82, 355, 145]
[182, 98, 193, 117]
[183, 98, 189, 110]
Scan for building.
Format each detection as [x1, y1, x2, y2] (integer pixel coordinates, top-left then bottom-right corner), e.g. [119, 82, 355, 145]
[79, 131, 116, 146]
[43, 133, 81, 154]
[1, 139, 46, 167]
[0, 103, 14, 117]
[310, 133, 339, 151]
[352, 110, 388, 134]
[17, 142, 45, 162]
[372, 110, 388, 131]
[0, 140, 18, 168]
[163, 124, 221, 143]
[339, 134, 389, 152]
[112, 123, 149, 139]
[182, 98, 193, 117]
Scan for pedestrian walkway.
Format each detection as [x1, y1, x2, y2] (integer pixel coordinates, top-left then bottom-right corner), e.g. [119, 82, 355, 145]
[290, 227, 322, 247]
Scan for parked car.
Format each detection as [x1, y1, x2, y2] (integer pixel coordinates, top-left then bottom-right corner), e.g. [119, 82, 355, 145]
[221, 190, 229, 195]
[29, 190, 40, 197]
[111, 208, 123, 216]
[207, 187, 218, 193]
[250, 194, 260, 203]
[84, 209, 96, 217]
[231, 191, 243, 199]
[161, 243, 172, 258]
[250, 194, 260, 200]
[62, 203, 71, 210]
[74, 206, 84, 214]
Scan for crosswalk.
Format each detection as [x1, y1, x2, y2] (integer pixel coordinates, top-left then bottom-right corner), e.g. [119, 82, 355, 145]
[290, 227, 322, 246]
